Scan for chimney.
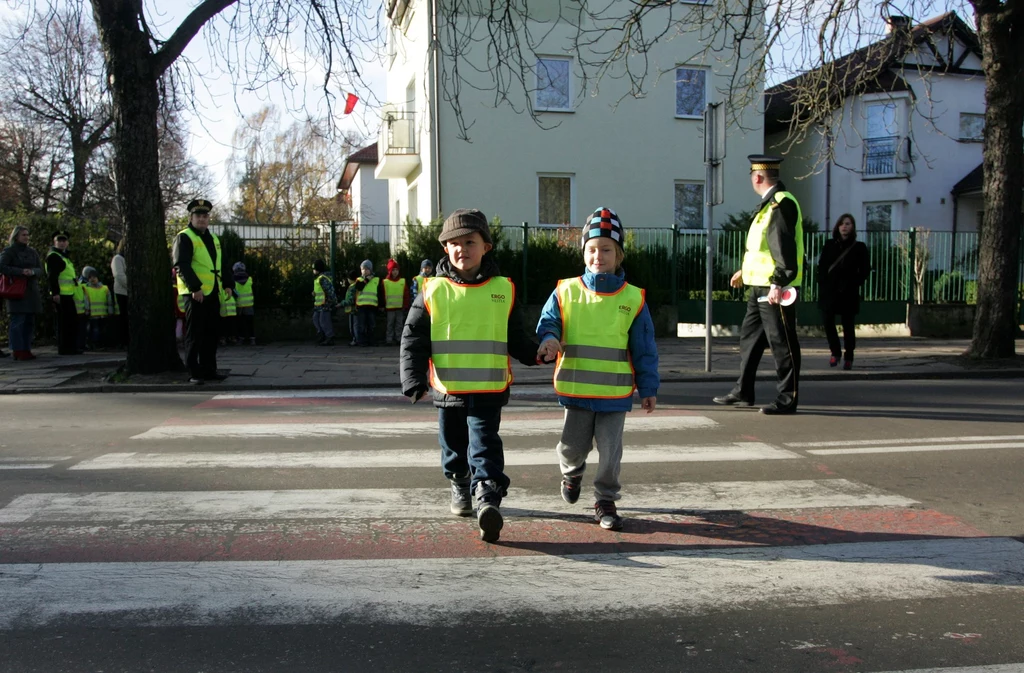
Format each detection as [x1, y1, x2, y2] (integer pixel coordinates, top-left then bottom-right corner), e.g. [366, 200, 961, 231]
[885, 15, 913, 34]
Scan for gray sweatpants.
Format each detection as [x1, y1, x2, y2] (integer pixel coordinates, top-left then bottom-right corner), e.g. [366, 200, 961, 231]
[312, 311, 334, 339]
[385, 310, 404, 344]
[556, 407, 627, 502]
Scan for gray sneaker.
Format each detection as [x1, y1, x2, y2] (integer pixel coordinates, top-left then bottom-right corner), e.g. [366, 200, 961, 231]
[449, 480, 472, 517]
[594, 500, 623, 531]
[560, 475, 583, 504]
[474, 480, 505, 542]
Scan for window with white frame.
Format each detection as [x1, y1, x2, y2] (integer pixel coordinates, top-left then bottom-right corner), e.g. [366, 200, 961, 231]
[959, 113, 984, 142]
[864, 202, 900, 232]
[537, 174, 574, 226]
[675, 68, 706, 118]
[674, 181, 704, 229]
[863, 101, 901, 175]
[535, 57, 572, 111]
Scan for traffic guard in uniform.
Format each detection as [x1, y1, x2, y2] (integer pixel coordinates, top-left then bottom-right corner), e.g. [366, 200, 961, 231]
[713, 155, 804, 415]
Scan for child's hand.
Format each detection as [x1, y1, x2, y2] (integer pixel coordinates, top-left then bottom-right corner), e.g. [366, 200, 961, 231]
[536, 338, 561, 364]
[641, 396, 657, 414]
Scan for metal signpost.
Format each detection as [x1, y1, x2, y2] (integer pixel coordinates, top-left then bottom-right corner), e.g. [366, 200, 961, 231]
[703, 102, 726, 372]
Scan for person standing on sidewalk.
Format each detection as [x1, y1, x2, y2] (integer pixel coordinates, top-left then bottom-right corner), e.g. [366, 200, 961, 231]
[173, 198, 232, 385]
[45, 230, 82, 355]
[312, 259, 337, 346]
[382, 258, 410, 346]
[110, 239, 128, 348]
[1, 225, 43, 360]
[713, 155, 803, 415]
[817, 213, 869, 370]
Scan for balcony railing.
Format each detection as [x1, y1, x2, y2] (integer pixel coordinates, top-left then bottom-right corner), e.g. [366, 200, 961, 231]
[380, 110, 416, 155]
[863, 135, 909, 177]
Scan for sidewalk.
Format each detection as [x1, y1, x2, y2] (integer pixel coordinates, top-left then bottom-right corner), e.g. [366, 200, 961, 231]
[1, 337, 1022, 394]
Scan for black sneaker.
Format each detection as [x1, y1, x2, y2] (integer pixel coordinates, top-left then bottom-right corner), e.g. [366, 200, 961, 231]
[594, 500, 623, 531]
[560, 475, 583, 504]
[474, 480, 504, 542]
[449, 481, 472, 517]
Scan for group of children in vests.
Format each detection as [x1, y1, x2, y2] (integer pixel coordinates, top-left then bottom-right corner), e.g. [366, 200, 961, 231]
[400, 206, 660, 543]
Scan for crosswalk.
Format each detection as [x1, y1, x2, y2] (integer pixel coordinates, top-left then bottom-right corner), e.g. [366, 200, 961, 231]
[2, 389, 1023, 636]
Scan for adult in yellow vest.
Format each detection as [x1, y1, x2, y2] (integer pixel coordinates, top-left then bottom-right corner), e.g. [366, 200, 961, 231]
[232, 261, 256, 345]
[172, 198, 235, 385]
[44, 229, 81, 355]
[714, 155, 804, 415]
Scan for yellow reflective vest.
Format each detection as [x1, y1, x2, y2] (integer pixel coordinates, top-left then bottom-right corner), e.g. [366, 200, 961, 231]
[741, 190, 804, 288]
[47, 250, 77, 296]
[175, 227, 222, 296]
[383, 277, 406, 309]
[414, 274, 431, 296]
[234, 278, 254, 308]
[84, 284, 113, 317]
[553, 277, 643, 399]
[356, 277, 380, 307]
[313, 274, 331, 307]
[220, 289, 237, 317]
[424, 277, 514, 395]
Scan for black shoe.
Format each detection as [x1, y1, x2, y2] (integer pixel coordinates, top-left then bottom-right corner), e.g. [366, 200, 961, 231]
[323, 338, 335, 346]
[188, 377, 204, 385]
[760, 401, 797, 415]
[449, 481, 473, 517]
[594, 500, 623, 531]
[474, 480, 504, 542]
[561, 475, 583, 504]
[206, 373, 228, 382]
[712, 393, 753, 407]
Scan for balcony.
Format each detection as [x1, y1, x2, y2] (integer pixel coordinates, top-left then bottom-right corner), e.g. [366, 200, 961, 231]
[862, 136, 911, 178]
[374, 109, 420, 180]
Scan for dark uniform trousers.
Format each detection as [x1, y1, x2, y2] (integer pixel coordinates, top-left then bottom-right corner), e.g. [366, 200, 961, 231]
[183, 291, 221, 379]
[731, 286, 801, 408]
[55, 295, 79, 355]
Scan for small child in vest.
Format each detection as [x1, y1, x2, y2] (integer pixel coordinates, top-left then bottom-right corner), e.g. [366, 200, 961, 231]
[82, 266, 116, 350]
[312, 259, 338, 346]
[400, 209, 539, 542]
[233, 262, 256, 345]
[382, 258, 410, 346]
[536, 207, 660, 531]
[352, 259, 384, 346]
[411, 259, 433, 300]
[219, 285, 238, 346]
[173, 270, 187, 345]
[342, 268, 361, 346]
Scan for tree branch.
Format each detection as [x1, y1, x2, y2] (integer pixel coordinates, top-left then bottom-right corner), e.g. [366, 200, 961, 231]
[153, 0, 239, 77]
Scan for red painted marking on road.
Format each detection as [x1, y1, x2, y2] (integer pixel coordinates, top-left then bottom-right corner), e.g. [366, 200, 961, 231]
[0, 507, 989, 564]
[810, 647, 864, 667]
[195, 397, 396, 409]
[813, 463, 838, 476]
[160, 409, 704, 425]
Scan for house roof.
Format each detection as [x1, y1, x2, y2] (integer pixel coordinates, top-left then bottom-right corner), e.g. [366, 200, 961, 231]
[336, 143, 379, 191]
[765, 12, 982, 135]
[951, 162, 983, 196]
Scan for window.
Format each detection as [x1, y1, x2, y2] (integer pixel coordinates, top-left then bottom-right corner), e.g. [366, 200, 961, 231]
[864, 202, 900, 233]
[537, 174, 574, 226]
[535, 57, 571, 111]
[674, 182, 704, 229]
[864, 101, 900, 176]
[408, 185, 418, 225]
[675, 68, 706, 118]
[959, 113, 984, 142]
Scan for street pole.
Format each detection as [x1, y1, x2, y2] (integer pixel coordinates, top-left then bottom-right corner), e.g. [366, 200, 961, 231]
[703, 102, 725, 372]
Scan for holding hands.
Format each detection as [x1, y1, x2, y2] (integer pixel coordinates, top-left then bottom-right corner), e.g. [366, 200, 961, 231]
[536, 337, 561, 364]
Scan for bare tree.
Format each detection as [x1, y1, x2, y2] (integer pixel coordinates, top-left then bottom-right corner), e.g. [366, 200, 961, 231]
[0, 5, 113, 218]
[0, 104, 64, 212]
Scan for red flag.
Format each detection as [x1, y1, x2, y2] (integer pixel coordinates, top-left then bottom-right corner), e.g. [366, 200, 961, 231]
[344, 93, 358, 115]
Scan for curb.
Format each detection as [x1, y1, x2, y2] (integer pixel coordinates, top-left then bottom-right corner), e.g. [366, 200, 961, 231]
[2, 366, 1021, 395]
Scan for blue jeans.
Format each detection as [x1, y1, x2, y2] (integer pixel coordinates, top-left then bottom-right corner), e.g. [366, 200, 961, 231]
[437, 405, 508, 494]
[356, 306, 376, 345]
[8, 312, 34, 351]
[88, 318, 103, 347]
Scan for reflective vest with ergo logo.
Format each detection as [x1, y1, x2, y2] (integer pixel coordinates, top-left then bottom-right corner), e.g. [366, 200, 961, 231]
[383, 277, 406, 309]
[175, 227, 223, 296]
[740, 190, 804, 288]
[424, 276, 514, 395]
[554, 277, 644, 399]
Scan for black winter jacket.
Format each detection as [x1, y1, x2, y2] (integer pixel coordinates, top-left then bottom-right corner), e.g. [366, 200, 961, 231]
[817, 237, 870, 315]
[399, 254, 538, 408]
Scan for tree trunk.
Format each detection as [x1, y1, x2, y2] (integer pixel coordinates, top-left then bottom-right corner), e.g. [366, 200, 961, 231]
[66, 138, 90, 220]
[968, 3, 1024, 358]
[91, 0, 183, 374]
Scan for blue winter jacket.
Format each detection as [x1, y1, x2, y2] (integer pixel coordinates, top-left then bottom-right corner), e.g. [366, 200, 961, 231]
[536, 268, 660, 412]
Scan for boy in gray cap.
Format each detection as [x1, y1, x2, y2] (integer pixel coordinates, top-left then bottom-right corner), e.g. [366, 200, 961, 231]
[352, 259, 385, 346]
[400, 208, 539, 542]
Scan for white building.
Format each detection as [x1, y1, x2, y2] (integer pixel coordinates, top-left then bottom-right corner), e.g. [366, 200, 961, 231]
[376, 0, 766, 241]
[336, 142, 391, 243]
[765, 12, 986, 235]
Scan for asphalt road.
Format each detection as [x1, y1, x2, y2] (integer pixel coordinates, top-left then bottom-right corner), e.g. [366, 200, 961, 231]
[1, 379, 1022, 672]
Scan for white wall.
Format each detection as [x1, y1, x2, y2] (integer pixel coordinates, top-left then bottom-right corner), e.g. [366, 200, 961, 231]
[354, 165, 390, 226]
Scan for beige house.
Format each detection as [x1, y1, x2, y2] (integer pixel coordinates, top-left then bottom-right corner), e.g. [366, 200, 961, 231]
[377, 0, 767, 242]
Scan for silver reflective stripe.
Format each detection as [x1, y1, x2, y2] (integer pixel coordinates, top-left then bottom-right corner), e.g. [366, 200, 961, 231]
[431, 340, 507, 356]
[433, 367, 508, 383]
[556, 369, 634, 388]
[562, 344, 628, 363]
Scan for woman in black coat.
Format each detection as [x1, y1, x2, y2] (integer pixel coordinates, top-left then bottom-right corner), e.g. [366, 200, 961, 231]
[817, 213, 870, 370]
[0, 225, 44, 360]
